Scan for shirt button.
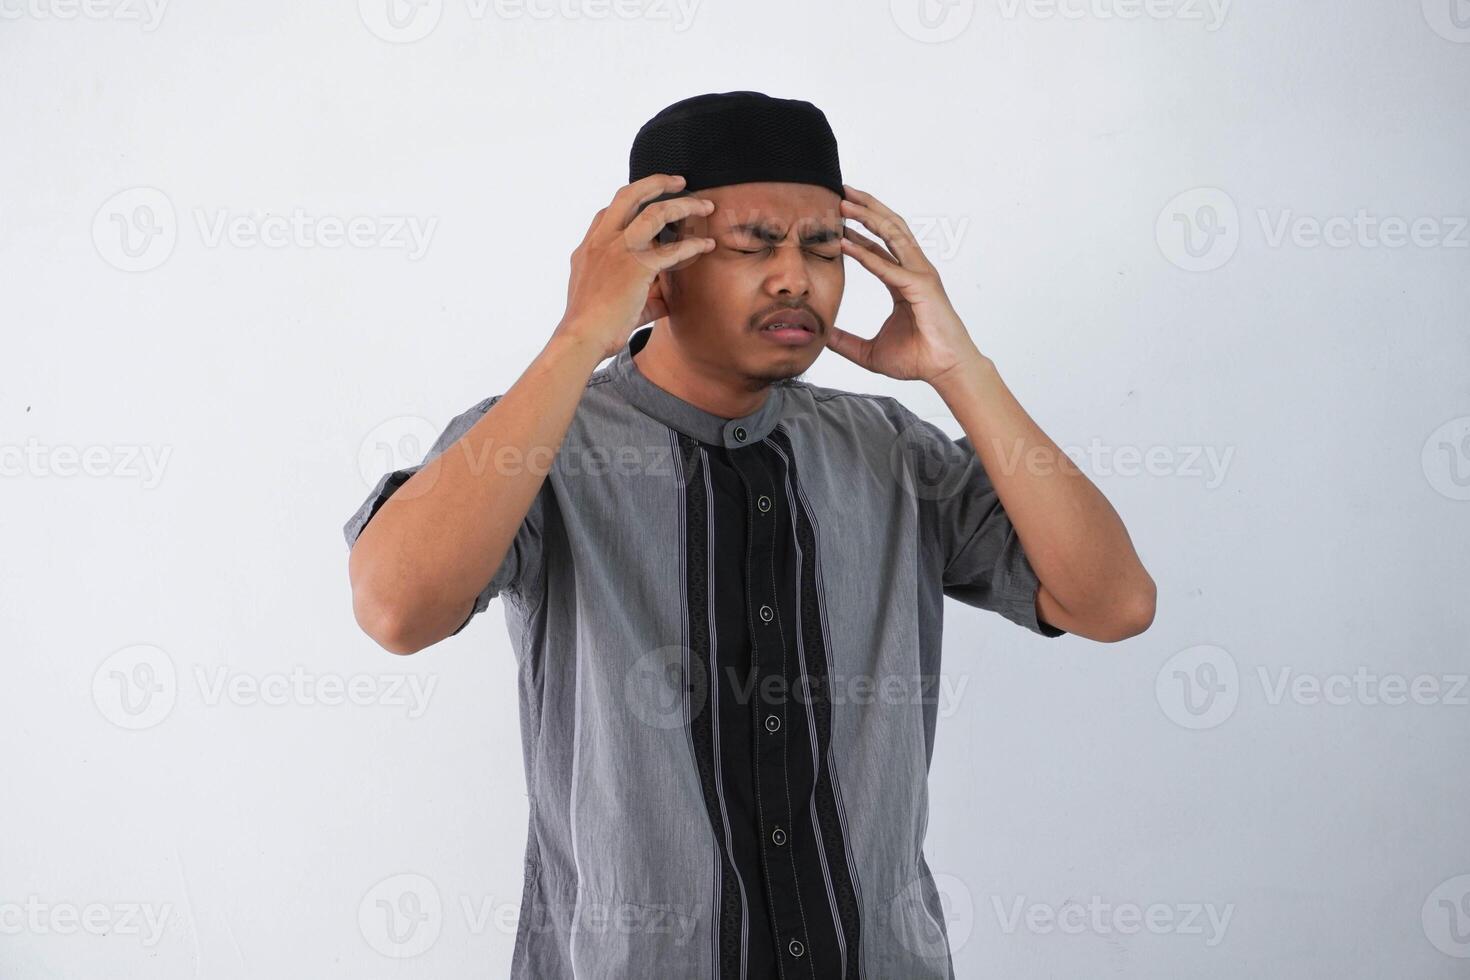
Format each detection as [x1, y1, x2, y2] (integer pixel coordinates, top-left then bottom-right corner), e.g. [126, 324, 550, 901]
[765, 714, 781, 733]
[771, 826, 786, 846]
[788, 939, 805, 958]
[759, 605, 773, 623]
[733, 425, 747, 443]
[756, 494, 771, 513]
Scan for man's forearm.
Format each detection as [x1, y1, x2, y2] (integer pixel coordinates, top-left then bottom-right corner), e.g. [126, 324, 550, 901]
[931, 352, 1156, 640]
[348, 323, 606, 653]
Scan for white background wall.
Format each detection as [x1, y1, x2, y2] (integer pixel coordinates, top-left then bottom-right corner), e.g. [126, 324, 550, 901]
[3, 0, 1468, 976]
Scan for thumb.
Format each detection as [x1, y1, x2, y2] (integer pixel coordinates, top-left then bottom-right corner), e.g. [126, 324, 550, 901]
[824, 324, 870, 369]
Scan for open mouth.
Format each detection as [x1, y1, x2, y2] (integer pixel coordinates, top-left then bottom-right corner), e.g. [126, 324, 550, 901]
[757, 311, 818, 334]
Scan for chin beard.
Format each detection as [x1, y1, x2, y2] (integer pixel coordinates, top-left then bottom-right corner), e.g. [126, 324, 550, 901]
[740, 364, 808, 390]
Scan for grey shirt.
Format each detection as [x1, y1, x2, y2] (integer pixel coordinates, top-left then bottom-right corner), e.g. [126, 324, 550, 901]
[344, 325, 1064, 979]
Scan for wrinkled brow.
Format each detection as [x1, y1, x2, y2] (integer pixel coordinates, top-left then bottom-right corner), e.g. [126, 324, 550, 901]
[725, 221, 843, 246]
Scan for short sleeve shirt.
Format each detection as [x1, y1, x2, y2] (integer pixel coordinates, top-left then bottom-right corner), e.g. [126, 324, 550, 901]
[343, 325, 1065, 980]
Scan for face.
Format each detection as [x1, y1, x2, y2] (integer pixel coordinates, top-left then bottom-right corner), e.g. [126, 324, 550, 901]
[656, 181, 845, 388]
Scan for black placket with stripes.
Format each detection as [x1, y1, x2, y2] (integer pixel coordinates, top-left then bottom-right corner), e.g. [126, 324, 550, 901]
[676, 423, 862, 980]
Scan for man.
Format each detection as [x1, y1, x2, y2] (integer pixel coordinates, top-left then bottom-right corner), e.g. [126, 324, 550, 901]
[344, 91, 1155, 979]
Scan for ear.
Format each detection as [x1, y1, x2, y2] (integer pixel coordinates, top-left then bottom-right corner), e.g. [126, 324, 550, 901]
[644, 273, 671, 322]
[654, 261, 681, 296]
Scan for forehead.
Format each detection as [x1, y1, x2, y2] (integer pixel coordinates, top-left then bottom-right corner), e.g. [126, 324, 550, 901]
[700, 181, 842, 233]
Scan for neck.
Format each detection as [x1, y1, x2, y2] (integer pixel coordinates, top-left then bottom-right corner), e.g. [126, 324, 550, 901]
[632, 322, 773, 419]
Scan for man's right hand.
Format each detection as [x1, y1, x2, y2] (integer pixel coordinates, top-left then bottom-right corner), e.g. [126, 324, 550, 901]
[556, 173, 716, 360]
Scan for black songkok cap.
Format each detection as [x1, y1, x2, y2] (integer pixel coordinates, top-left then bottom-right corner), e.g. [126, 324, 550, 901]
[628, 91, 844, 211]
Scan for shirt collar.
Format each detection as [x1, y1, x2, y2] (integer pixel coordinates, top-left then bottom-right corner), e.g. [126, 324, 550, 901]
[607, 326, 789, 449]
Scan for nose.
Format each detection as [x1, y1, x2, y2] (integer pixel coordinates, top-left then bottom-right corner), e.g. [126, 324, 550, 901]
[763, 241, 811, 299]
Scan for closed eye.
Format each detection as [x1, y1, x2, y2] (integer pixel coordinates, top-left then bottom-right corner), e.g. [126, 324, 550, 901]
[734, 247, 839, 262]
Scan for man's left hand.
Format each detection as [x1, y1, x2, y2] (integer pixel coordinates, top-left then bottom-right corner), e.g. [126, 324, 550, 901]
[827, 184, 985, 386]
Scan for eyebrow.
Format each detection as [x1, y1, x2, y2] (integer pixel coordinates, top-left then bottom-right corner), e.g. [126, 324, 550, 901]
[726, 222, 842, 246]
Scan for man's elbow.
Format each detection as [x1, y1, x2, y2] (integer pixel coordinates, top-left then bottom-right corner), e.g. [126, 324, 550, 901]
[352, 588, 431, 656]
[1101, 575, 1157, 642]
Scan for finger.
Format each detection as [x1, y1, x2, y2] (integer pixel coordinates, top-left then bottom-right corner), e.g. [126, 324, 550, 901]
[823, 322, 873, 370]
[842, 185, 916, 239]
[611, 173, 689, 226]
[839, 197, 925, 270]
[839, 232, 915, 291]
[648, 234, 716, 271]
[625, 195, 716, 244]
[841, 226, 906, 303]
[578, 206, 610, 248]
[839, 187, 930, 271]
[843, 223, 900, 267]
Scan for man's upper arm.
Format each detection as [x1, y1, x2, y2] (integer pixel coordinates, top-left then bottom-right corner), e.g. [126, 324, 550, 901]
[343, 394, 548, 636]
[898, 405, 1066, 638]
